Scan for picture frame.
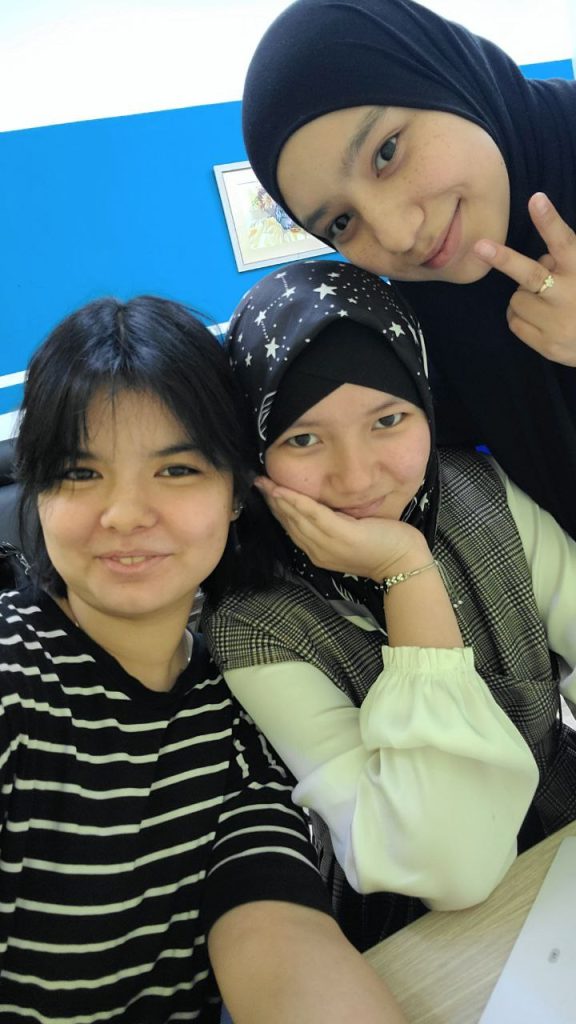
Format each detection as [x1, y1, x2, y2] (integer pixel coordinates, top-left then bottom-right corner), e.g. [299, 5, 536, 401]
[213, 161, 332, 272]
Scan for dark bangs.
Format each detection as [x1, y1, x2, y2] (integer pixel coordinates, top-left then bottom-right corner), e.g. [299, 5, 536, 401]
[15, 295, 257, 597]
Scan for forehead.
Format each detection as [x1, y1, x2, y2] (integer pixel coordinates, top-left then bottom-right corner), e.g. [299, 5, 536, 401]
[290, 382, 417, 422]
[277, 105, 392, 216]
[280, 104, 385, 161]
[84, 390, 184, 447]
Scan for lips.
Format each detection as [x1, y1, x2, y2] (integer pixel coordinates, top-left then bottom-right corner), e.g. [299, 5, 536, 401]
[336, 497, 385, 519]
[422, 202, 462, 270]
[111, 555, 147, 566]
[98, 552, 168, 573]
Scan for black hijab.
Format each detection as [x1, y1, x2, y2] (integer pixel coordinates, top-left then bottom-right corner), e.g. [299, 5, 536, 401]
[227, 259, 438, 625]
[242, 0, 576, 537]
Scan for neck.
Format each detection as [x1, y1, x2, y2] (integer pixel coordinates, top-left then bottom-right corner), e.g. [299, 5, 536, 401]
[58, 594, 194, 692]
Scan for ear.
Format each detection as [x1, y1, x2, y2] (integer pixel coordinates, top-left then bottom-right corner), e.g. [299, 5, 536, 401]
[230, 501, 244, 522]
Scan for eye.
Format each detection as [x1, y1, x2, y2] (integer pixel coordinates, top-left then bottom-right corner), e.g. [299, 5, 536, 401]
[60, 466, 99, 482]
[375, 412, 404, 429]
[326, 212, 352, 243]
[158, 464, 201, 477]
[286, 432, 319, 449]
[374, 135, 398, 173]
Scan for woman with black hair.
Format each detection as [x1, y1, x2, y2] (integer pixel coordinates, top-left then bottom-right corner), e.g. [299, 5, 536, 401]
[0, 295, 405, 1024]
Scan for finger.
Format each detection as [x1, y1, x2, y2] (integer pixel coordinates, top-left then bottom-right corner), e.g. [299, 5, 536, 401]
[473, 238, 558, 294]
[269, 488, 327, 524]
[507, 283, 558, 324]
[527, 192, 576, 266]
[538, 252, 556, 273]
[268, 496, 336, 549]
[266, 501, 317, 551]
[506, 302, 576, 365]
[255, 477, 325, 524]
[269, 509, 340, 567]
[255, 477, 311, 507]
[253, 475, 278, 498]
[255, 479, 367, 561]
[505, 312, 556, 359]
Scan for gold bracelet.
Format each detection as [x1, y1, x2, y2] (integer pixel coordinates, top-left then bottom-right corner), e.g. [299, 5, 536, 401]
[382, 559, 438, 594]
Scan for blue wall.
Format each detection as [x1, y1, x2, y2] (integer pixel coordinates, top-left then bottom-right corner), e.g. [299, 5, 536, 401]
[0, 100, 250, 417]
[1, 101, 251, 358]
[0, 57, 573, 422]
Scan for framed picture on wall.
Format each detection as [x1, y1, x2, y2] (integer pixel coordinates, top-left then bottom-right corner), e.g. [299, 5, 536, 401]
[213, 161, 332, 272]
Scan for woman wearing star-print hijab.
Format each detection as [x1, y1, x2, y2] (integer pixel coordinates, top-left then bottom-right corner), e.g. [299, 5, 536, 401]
[202, 259, 576, 952]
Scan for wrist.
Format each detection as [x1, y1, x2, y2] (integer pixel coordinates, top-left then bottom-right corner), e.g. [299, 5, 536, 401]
[371, 539, 434, 584]
[382, 559, 438, 594]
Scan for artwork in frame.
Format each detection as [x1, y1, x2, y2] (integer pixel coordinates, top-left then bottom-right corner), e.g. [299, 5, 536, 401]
[213, 161, 332, 272]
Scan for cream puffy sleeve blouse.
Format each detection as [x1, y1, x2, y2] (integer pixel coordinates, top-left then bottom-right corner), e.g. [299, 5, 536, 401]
[222, 465, 575, 912]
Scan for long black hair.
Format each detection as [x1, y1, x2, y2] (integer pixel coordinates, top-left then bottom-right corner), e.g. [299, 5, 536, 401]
[16, 294, 261, 602]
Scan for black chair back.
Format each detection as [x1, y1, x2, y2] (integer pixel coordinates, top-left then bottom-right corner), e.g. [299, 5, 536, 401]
[0, 438, 22, 549]
[0, 437, 29, 588]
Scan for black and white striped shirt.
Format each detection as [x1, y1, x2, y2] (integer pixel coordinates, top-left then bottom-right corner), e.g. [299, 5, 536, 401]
[0, 586, 329, 1023]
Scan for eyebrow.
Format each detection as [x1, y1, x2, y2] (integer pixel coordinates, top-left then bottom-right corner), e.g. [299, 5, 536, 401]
[300, 106, 387, 236]
[67, 442, 202, 460]
[154, 443, 202, 458]
[341, 106, 387, 176]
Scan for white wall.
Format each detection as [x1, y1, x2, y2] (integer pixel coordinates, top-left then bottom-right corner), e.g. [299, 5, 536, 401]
[1, 0, 573, 133]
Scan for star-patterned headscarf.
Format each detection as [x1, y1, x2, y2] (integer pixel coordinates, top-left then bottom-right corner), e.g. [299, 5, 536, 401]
[265, 317, 424, 446]
[227, 260, 438, 624]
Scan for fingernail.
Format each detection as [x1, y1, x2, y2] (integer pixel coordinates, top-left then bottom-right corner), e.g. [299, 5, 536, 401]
[474, 240, 497, 260]
[533, 192, 549, 215]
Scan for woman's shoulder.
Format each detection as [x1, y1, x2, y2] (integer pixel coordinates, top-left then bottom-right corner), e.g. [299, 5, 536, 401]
[202, 578, 310, 673]
[0, 583, 45, 629]
[204, 575, 321, 629]
[201, 574, 354, 664]
[0, 586, 66, 683]
[438, 445, 500, 476]
[437, 446, 507, 503]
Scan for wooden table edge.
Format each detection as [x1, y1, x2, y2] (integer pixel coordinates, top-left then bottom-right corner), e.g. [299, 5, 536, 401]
[364, 821, 576, 1024]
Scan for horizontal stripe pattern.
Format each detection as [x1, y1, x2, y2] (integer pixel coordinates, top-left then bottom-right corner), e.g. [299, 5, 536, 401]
[0, 587, 327, 1022]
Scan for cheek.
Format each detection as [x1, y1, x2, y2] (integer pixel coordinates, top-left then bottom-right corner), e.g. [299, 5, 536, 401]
[338, 230, 383, 274]
[343, 237, 392, 278]
[449, 129, 508, 211]
[38, 497, 85, 546]
[265, 451, 323, 500]
[410, 430, 432, 483]
[394, 425, 431, 486]
[178, 492, 234, 545]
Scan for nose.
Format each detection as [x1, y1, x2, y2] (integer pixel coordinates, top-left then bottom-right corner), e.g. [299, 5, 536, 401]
[99, 482, 157, 533]
[331, 444, 378, 497]
[357, 189, 424, 255]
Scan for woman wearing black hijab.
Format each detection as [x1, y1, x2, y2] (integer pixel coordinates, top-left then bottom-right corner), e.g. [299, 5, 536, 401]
[241, 0, 576, 538]
[203, 259, 576, 952]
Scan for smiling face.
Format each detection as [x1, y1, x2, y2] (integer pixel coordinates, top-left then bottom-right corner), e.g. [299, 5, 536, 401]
[265, 382, 430, 520]
[38, 389, 236, 631]
[277, 105, 510, 283]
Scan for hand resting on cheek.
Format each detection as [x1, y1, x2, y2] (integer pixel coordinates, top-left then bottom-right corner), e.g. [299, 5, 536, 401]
[255, 475, 432, 582]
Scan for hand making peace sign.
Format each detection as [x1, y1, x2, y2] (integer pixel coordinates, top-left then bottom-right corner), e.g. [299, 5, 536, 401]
[474, 193, 576, 366]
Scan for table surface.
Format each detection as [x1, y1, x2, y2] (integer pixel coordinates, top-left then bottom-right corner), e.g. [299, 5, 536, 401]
[364, 820, 576, 1024]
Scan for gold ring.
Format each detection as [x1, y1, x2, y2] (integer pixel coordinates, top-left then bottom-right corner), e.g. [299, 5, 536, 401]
[538, 273, 555, 295]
